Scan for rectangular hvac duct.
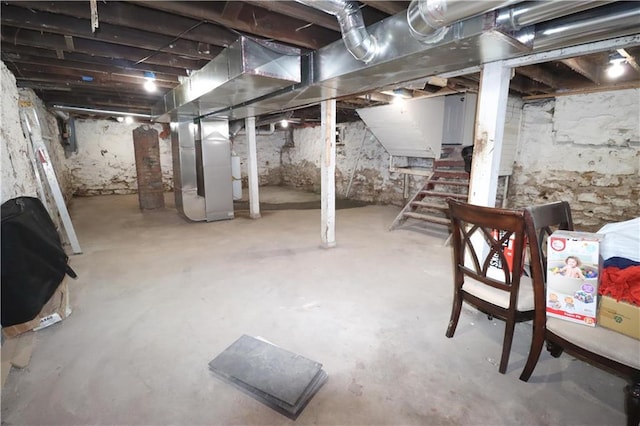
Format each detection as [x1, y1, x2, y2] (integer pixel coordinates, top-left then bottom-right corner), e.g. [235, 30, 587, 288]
[205, 12, 532, 121]
[153, 36, 302, 121]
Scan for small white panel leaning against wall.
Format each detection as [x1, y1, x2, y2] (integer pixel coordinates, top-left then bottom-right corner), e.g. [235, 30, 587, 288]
[357, 96, 445, 158]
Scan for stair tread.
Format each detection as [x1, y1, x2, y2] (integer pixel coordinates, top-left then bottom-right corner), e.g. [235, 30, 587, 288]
[434, 159, 465, 166]
[428, 179, 469, 186]
[411, 201, 448, 210]
[432, 170, 470, 178]
[419, 190, 468, 199]
[403, 212, 451, 226]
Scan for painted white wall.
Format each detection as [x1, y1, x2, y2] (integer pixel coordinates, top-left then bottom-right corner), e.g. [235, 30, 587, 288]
[69, 120, 173, 195]
[231, 129, 285, 186]
[509, 88, 639, 230]
[500, 96, 524, 176]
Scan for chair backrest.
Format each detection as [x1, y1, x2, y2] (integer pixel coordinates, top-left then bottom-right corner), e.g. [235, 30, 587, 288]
[448, 199, 528, 297]
[523, 201, 574, 281]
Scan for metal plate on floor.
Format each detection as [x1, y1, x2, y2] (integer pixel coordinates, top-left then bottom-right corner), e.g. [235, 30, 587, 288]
[208, 335, 327, 419]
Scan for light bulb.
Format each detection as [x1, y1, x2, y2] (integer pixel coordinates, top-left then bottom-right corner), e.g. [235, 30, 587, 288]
[144, 79, 157, 92]
[607, 60, 625, 79]
[116, 116, 124, 123]
[281, 119, 289, 128]
[124, 116, 134, 124]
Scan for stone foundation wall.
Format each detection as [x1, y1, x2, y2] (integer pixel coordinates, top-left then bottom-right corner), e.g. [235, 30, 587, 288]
[507, 89, 639, 231]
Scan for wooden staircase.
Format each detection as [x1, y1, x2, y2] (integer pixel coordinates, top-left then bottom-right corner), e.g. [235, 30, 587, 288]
[390, 150, 469, 231]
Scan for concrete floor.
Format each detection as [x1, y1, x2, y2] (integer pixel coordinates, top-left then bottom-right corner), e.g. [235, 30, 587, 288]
[1, 188, 628, 425]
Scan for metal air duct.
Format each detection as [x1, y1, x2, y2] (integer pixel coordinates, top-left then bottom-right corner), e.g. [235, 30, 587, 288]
[153, 36, 302, 122]
[496, 1, 615, 31]
[296, 0, 378, 63]
[407, 0, 518, 43]
[533, 2, 640, 51]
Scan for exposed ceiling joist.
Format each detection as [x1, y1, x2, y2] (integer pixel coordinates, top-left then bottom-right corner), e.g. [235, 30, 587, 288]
[127, 0, 340, 50]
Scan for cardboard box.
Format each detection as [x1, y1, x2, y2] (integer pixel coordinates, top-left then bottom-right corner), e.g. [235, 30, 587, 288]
[598, 295, 640, 340]
[546, 230, 604, 327]
[2, 278, 72, 339]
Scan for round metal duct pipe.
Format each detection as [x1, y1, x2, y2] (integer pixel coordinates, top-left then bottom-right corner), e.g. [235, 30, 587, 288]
[407, 0, 517, 43]
[533, 2, 640, 51]
[296, 0, 378, 63]
[496, 1, 615, 31]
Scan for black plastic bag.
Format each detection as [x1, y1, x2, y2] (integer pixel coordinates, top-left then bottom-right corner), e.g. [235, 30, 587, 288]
[1, 197, 77, 327]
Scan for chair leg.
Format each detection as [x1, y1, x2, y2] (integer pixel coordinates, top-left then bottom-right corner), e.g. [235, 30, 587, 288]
[446, 291, 463, 338]
[626, 379, 640, 426]
[546, 340, 564, 358]
[499, 319, 516, 374]
[520, 317, 546, 382]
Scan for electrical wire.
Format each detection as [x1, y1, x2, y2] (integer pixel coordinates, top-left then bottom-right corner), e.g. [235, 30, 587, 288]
[135, 20, 209, 65]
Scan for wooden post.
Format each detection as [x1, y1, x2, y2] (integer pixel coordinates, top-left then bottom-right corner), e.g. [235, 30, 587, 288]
[321, 99, 336, 248]
[468, 61, 511, 207]
[245, 116, 261, 219]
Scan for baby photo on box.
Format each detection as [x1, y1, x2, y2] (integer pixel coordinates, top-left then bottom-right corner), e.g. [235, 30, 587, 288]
[546, 230, 604, 327]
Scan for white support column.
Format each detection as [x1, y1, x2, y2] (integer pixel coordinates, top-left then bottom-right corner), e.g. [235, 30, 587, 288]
[245, 116, 261, 219]
[468, 60, 512, 207]
[320, 99, 337, 248]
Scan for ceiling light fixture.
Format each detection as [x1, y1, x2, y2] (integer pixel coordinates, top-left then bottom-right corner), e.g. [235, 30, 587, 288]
[381, 88, 414, 100]
[143, 71, 157, 92]
[116, 116, 124, 123]
[124, 116, 134, 124]
[280, 119, 289, 128]
[607, 57, 626, 79]
[606, 52, 627, 79]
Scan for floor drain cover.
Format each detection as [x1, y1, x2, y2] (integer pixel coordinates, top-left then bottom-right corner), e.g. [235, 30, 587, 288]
[209, 334, 328, 419]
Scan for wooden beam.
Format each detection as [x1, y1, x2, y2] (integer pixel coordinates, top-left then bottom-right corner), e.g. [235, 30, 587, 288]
[515, 65, 562, 89]
[321, 98, 337, 248]
[1, 44, 190, 77]
[221, 1, 245, 21]
[469, 61, 511, 207]
[128, 1, 340, 50]
[1, 27, 208, 70]
[1, 5, 221, 60]
[13, 71, 172, 93]
[523, 81, 640, 100]
[617, 48, 640, 74]
[359, 1, 410, 16]
[244, 1, 340, 31]
[8, 64, 177, 88]
[560, 57, 602, 84]
[5, 1, 238, 48]
[245, 116, 261, 219]
[1, 52, 180, 83]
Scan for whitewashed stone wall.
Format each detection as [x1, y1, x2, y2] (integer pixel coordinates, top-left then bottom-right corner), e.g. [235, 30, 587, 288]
[508, 89, 640, 231]
[1, 62, 71, 238]
[231, 128, 287, 186]
[1, 62, 38, 202]
[69, 120, 173, 195]
[229, 122, 425, 205]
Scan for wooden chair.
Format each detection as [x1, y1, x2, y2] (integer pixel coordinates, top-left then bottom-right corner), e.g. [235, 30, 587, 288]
[446, 199, 535, 374]
[520, 201, 640, 426]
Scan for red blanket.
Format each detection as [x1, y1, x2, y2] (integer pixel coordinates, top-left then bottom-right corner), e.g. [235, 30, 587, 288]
[599, 265, 640, 305]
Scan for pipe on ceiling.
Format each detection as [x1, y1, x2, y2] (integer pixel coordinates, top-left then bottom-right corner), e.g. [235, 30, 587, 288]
[407, 0, 518, 43]
[52, 105, 152, 119]
[495, 1, 615, 31]
[295, 0, 378, 63]
[533, 2, 640, 51]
